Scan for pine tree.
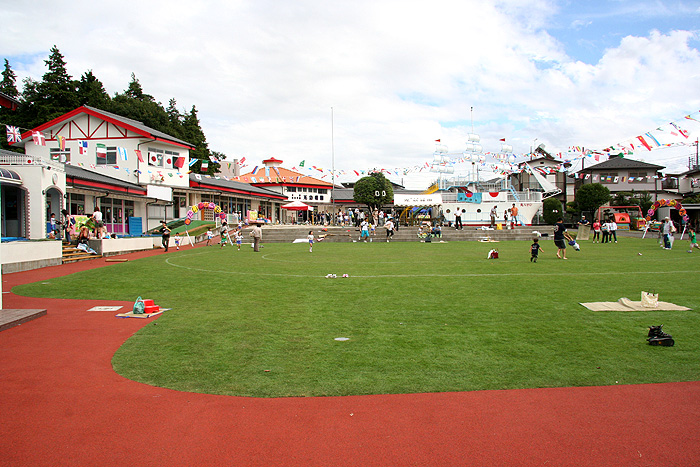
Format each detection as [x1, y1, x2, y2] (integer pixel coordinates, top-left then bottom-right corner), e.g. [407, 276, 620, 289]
[181, 105, 217, 174]
[1, 59, 19, 98]
[76, 70, 110, 108]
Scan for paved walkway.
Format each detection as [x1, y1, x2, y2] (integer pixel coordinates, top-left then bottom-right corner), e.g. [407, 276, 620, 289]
[1, 246, 699, 466]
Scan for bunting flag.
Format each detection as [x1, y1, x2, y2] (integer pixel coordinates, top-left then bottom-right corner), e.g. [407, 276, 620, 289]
[299, 160, 305, 167]
[135, 149, 144, 163]
[251, 165, 259, 174]
[78, 140, 88, 154]
[201, 160, 209, 170]
[96, 143, 107, 158]
[670, 122, 689, 138]
[56, 135, 66, 150]
[239, 156, 246, 165]
[188, 158, 198, 168]
[5, 125, 21, 143]
[174, 156, 185, 169]
[149, 152, 159, 166]
[32, 131, 46, 146]
[117, 147, 128, 161]
[636, 136, 652, 151]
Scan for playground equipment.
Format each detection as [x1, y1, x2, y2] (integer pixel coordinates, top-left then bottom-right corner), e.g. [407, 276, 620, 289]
[597, 206, 644, 230]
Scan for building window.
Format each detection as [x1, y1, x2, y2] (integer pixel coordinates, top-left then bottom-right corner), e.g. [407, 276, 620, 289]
[599, 172, 618, 184]
[96, 146, 117, 165]
[68, 194, 85, 215]
[147, 147, 179, 168]
[318, 189, 327, 194]
[287, 187, 296, 192]
[50, 148, 71, 163]
[628, 171, 647, 183]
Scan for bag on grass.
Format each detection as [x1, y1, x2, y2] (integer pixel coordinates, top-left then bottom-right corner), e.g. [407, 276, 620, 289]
[641, 291, 658, 308]
[133, 296, 145, 314]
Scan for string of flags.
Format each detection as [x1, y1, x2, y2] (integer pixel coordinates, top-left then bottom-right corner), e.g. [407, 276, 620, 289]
[4, 109, 699, 182]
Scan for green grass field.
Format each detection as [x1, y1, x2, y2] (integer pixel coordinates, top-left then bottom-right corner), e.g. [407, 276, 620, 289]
[13, 236, 700, 397]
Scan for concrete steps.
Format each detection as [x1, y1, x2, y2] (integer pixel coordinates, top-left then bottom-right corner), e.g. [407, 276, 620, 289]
[250, 225, 554, 244]
[62, 243, 101, 263]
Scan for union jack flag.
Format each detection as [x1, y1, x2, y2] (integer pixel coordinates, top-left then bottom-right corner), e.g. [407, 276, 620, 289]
[6, 125, 21, 143]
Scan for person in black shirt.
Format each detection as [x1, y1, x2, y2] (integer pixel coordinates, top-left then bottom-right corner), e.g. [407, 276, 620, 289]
[530, 238, 544, 262]
[159, 220, 171, 252]
[553, 217, 574, 260]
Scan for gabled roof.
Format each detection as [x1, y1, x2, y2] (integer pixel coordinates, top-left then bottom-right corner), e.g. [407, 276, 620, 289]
[65, 164, 147, 195]
[15, 105, 194, 149]
[579, 156, 664, 172]
[239, 166, 333, 188]
[0, 91, 20, 110]
[189, 174, 287, 200]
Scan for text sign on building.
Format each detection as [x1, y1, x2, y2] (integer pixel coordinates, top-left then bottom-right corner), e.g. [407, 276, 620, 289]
[393, 194, 441, 206]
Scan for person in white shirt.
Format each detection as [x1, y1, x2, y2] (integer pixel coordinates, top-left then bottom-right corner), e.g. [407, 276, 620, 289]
[385, 219, 394, 242]
[609, 219, 618, 243]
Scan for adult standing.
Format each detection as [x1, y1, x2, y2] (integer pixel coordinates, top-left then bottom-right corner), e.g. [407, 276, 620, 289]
[454, 207, 462, 230]
[661, 217, 674, 250]
[511, 204, 519, 227]
[609, 217, 618, 243]
[490, 205, 498, 228]
[61, 208, 74, 242]
[159, 220, 171, 252]
[92, 206, 103, 239]
[553, 217, 573, 260]
[251, 222, 263, 252]
[592, 219, 601, 243]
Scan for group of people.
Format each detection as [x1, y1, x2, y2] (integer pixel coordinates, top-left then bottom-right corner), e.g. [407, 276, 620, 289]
[487, 204, 519, 229]
[588, 216, 618, 243]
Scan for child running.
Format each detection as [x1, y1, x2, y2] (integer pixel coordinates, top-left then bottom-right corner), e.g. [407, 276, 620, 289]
[689, 227, 699, 252]
[308, 230, 315, 253]
[220, 224, 229, 248]
[206, 229, 213, 246]
[174, 233, 181, 250]
[530, 238, 544, 262]
[234, 229, 243, 251]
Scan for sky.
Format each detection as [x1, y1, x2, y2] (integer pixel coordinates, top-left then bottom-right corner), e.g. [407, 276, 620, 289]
[2, 0, 700, 189]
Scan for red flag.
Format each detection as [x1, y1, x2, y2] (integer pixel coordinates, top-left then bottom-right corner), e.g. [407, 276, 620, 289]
[435, 139, 441, 142]
[499, 138, 506, 142]
[637, 136, 652, 151]
[135, 149, 144, 163]
[174, 156, 185, 169]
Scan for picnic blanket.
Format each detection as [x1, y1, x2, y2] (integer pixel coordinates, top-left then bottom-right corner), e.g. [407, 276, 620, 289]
[580, 299, 690, 312]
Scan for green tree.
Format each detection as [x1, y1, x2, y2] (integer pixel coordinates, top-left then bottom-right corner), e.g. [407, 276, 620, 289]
[76, 70, 110, 108]
[181, 105, 217, 174]
[353, 172, 394, 211]
[574, 183, 611, 213]
[543, 197, 563, 225]
[0, 59, 18, 98]
[18, 46, 79, 129]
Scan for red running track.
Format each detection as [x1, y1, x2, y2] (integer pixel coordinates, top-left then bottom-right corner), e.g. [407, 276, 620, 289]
[1, 247, 699, 466]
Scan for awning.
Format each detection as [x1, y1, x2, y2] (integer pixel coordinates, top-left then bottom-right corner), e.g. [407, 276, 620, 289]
[0, 168, 22, 185]
[281, 200, 311, 211]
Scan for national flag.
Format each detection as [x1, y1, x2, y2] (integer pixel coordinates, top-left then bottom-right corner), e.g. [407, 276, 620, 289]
[685, 115, 700, 123]
[239, 156, 246, 165]
[265, 166, 270, 178]
[96, 143, 107, 158]
[174, 157, 185, 169]
[6, 125, 21, 143]
[135, 149, 144, 163]
[56, 135, 66, 151]
[210, 155, 219, 163]
[51, 152, 59, 161]
[188, 158, 198, 168]
[645, 133, 661, 147]
[251, 165, 259, 174]
[636, 136, 652, 151]
[670, 122, 689, 138]
[163, 155, 173, 169]
[78, 140, 88, 154]
[299, 160, 305, 167]
[201, 161, 209, 170]
[148, 152, 159, 166]
[353, 170, 360, 176]
[499, 138, 506, 142]
[251, 176, 257, 182]
[435, 139, 441, 143]
[117, 147, 128, 161]
[32, 131, 46, 146]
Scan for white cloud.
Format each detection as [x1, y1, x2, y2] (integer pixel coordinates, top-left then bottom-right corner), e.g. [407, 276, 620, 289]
[1, 0, 699, 188]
